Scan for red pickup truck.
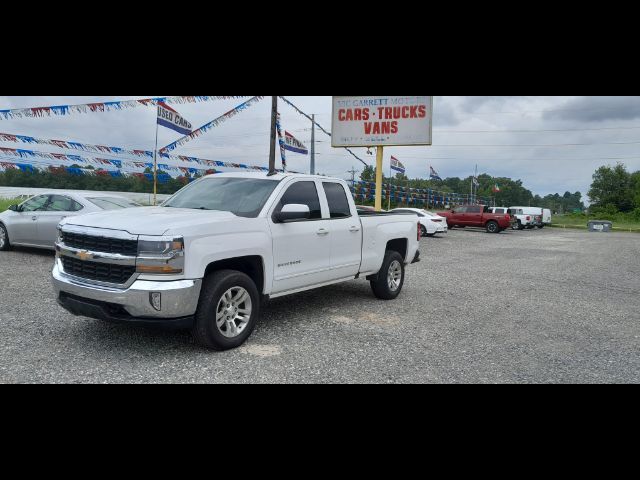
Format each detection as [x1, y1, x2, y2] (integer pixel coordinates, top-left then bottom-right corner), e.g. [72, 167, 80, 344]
[439, 205, 512, 233]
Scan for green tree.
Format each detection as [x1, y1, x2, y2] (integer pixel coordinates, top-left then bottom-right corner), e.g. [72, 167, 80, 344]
[588, 163, 634, 212]
[360, 165, 375, 182]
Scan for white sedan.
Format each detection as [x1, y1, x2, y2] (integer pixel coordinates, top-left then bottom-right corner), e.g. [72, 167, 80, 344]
[0, 192, 141, 251]
[391, 208, 447, 237]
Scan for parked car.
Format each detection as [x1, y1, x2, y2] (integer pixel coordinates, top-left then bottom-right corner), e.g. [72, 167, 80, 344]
[0, 192, 141, 251]
[510, 206, 542, 230]
[439, 205, 512, 233]
[391, 208, 447, 236]
[541, 209, 552, 228]
[52, 173, 421, 351]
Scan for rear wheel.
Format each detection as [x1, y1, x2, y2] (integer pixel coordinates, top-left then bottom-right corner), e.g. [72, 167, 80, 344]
[516, 221, 524, 230]
[486, 221, 500, 234]
[421, 225, 428, 238]
[192, 270, 260, 351]
[537, 225, 544, 229]
[0, 224, 10, 251]
[371, 251, 405, 300]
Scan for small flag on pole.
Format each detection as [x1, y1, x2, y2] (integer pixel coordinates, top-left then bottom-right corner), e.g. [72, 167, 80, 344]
[391, 156, 406, 174]
[284, 131, 309, 155]
[493, 183, 501, 193]
[157, 102, 193, 136]
[429, 166, 442, 181]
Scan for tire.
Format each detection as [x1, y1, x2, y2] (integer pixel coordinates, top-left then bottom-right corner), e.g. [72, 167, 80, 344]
[421, 225, 428, 238]
[192, 269, 260, 351]
[517, 221, 524, 231]
[0, 223, 10, 251]
[537, 225, 544, 229]
[526, 225, 535, 230]
[486, 221, 500, 234]
[370, 251, 405, 300]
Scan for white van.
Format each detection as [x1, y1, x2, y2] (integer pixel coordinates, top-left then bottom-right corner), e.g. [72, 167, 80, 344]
[542, 209, 552, 227]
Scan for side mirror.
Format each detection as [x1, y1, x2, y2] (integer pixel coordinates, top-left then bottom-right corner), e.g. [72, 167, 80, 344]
[8, 204, 20, 212]
[275, 204, 310, 223]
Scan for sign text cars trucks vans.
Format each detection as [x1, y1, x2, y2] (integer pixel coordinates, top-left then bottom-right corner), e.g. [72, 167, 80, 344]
[52, 173, 420, 350]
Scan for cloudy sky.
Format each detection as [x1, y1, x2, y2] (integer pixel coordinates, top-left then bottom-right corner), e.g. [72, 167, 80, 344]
[1, 96, 639, 202]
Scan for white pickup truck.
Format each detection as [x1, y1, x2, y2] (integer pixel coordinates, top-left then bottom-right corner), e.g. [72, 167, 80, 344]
[52, 173, 421, 350]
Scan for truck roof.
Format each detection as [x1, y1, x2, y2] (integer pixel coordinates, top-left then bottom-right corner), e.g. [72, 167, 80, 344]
[203, 172, 342, 182]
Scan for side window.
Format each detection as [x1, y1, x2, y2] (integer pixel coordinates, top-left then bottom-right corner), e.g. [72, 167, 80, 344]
[71, 200, 84, 212]
[47, 195, 75, 212]
[495, 208, 505, 214]
[21, 195, 49, 212]
[323, 183, 352, 219]
[470, 206, 482, 213]
[277, 181, 322, 220]
[456, 206, 467, 214]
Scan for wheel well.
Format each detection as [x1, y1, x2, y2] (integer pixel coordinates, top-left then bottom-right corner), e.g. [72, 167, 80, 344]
[204, 256, 265, 294]
[386, 238, 407, 261]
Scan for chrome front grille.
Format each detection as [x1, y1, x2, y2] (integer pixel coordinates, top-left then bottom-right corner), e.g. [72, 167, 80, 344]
[61, 231, 138, 256]
[60, 256, 136, 284]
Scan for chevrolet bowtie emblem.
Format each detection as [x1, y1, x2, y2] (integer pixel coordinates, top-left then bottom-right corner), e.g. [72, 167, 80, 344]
[77, 250, 93, 261]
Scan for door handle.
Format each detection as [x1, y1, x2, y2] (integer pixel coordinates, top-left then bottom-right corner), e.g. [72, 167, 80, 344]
[32, 216, 37, 221]
[316, 228, 329, 236]
[349, 226, 361, 232]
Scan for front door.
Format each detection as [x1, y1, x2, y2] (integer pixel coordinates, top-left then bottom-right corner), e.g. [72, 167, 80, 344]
[10, 194, 50, 244]
[36, 195, 84, 247]
[269, 180, 332, 294]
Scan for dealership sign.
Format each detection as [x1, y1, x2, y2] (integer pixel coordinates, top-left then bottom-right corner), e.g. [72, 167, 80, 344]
[331, 96, 432, 147]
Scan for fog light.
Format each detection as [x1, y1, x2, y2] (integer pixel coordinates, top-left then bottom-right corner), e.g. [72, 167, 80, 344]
[150, 292, 162, 311]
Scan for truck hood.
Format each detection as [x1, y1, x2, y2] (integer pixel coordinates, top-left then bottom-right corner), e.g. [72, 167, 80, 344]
[61, 207, 238, 236]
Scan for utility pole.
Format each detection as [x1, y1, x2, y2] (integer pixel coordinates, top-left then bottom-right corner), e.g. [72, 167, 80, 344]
[310, 114, 316, 175]
[347, 167, 358, 187]
[268, 96, 277, 176]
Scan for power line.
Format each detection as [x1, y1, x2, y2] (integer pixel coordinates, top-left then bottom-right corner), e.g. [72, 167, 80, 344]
[278, 96, 369, 168]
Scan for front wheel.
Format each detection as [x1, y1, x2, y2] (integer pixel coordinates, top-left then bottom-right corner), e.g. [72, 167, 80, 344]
[192, 270, 260, 351]
[0, 224, 10, 251]
[371, 251, 405, 300]
[486, 221, 500, 234]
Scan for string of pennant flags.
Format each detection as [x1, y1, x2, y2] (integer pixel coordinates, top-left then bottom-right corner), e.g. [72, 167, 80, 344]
[0, 96, 247, 120]
[0, 146, 272, 178]
[159, 96, 264, 153]
[349, 180, 494, 207]
[0, 132, 156, 158]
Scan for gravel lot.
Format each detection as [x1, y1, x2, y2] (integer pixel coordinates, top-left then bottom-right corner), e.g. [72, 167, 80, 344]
[1, 227, 638, 383]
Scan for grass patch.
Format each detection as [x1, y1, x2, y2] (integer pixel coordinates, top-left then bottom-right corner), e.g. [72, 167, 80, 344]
[552, 214, 640, 232]
[0, 198, 21, 213]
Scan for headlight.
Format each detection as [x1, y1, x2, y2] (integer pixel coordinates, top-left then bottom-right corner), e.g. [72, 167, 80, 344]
[136, 236, 184, 275]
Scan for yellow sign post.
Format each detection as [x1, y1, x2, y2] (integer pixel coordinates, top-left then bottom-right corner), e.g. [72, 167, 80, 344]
[375, 146, 384, 211]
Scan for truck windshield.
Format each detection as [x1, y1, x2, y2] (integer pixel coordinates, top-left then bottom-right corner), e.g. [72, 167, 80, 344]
[163, 177, 280, 218]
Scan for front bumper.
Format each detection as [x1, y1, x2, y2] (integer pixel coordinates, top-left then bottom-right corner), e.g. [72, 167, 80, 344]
[52, 260, 202, 326]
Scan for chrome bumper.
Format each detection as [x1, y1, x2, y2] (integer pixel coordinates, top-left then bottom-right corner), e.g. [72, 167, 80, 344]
[52, 259, 202, 319]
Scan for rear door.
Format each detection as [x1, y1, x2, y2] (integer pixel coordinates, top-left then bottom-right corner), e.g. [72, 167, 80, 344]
[467, 206, 483, 226]
[321, 181, 361, 279]
[10, 194, 50, 244]
[36, 195, 84, 247]
[269, 180, 333, 294]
